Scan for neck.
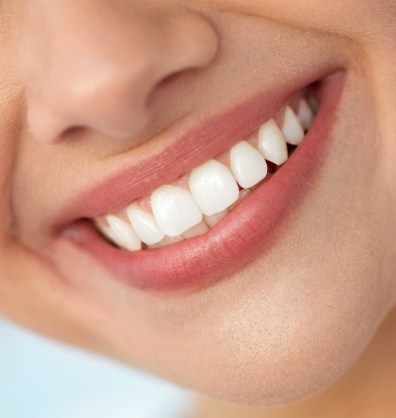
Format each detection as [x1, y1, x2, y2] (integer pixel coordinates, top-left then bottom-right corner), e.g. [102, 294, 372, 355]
[192, 305, 396, 418]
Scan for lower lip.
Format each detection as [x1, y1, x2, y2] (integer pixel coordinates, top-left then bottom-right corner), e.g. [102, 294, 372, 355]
[66, 73, 344, 293]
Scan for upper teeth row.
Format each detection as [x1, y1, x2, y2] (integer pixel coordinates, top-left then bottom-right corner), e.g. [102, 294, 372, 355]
[95, 97, 316, 251]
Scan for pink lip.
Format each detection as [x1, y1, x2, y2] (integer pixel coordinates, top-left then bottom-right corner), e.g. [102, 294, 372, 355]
[59, 70, 344, 292]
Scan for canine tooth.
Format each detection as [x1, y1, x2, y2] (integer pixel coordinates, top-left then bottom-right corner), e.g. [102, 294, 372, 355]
[297, 98, 314, 130]
[230, 141, 268, 188]
[258, 119, 288, 165]
[182, 221, 209, 239]
[189, 160, 239, 216]
[105, 215, 142, 251]
[282, 106, 305, 145]
[126, 206, 165, 245]
[151, 185, 203, 237]
[204, 210, 228, 228]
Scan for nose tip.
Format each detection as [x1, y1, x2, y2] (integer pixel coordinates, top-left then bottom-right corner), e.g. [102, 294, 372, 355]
[25, 4, 218, 143]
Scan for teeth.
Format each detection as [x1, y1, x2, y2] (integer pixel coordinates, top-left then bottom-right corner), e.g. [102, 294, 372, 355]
[282, 105, 305, 145]
[94, 91, 319, 251]
[126, 206, 165, 245]
[189, 160, 239, 216]
[297, 98, 314, 131]
[151, 185, 203, 237]
[258, 119, 288, 166]
[230, 141, 268, 188]
[105, 214, 142, 251]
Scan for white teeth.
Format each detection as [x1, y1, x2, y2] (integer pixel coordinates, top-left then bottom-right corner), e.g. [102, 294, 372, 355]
[297, 98, 314, 131]
[258, 119, 288, 166]
[126, 206, 165, 245]
[105, 214, 142, 251]
[96, 92, 318, 251]
[151, 185, 203, 237]
[189, 160, 239, 216]
[282, 106, 305, 145]
[230, 141, 268, 188]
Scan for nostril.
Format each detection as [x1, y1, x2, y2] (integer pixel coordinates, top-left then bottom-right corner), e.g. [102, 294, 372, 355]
[158, 69, 189, 87]
[58, 126, 87, 143]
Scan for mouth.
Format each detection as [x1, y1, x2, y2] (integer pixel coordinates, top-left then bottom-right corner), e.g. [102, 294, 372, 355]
[95, 87, 319, 248]
[57, 70, 344, 292]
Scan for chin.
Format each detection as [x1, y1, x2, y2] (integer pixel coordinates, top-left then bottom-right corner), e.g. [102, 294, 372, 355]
[141, 267, 394, 406]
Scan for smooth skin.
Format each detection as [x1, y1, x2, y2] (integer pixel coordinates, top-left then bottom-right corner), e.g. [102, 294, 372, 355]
[0, 1, 395, 417]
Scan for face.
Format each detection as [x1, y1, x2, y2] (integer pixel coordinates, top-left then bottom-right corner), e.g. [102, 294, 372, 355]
[1, 0, 396, 406]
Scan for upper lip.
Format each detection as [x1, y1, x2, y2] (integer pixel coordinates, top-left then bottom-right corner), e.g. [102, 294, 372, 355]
[53, 64, 339, 233]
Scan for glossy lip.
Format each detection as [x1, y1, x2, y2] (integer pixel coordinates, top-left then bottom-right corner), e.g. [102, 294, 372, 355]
[57, 70, 344, 293]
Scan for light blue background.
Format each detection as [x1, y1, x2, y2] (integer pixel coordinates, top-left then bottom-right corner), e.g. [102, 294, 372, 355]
[0, 319, 194, 418]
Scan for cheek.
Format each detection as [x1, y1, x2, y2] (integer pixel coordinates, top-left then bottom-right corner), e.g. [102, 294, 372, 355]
[177, 269, 388, 405]
[111, 71, 394, 405]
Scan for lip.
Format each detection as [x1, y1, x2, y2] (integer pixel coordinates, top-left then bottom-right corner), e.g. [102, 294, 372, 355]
[57, 70, 344, 292]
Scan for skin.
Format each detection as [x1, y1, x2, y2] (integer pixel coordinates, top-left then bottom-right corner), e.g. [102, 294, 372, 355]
[0, 0, 395, 416]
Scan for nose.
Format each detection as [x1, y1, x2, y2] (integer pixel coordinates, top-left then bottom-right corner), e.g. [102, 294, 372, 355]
[25, 1, 218, 143]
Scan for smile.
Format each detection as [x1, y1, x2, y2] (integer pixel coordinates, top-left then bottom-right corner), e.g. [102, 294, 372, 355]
[60, 70, 344, 292]
[94, 91, 318, 251]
